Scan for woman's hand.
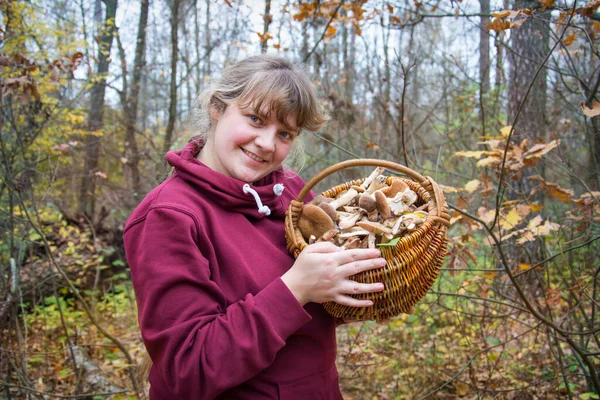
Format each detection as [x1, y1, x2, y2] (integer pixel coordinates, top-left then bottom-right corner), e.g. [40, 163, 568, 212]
[281, 242, 386, 307]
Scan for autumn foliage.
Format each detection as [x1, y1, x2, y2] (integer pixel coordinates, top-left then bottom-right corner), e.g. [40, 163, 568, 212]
[1, 0, 600, 398]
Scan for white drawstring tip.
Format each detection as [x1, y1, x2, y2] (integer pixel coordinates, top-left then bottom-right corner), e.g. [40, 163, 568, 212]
[273, 183, 285, 196]
[243, 184, 271, 216]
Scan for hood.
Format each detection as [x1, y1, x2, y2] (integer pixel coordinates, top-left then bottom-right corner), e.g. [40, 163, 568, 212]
[166, 140, 292, 219]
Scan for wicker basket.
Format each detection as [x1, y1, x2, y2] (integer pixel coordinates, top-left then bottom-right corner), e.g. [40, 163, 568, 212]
[285, 159, 451, 321]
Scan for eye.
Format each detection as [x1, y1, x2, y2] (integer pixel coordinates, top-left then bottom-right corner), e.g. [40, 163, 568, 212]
[278, 131, 296, 141]
[249, 115, 261, 124]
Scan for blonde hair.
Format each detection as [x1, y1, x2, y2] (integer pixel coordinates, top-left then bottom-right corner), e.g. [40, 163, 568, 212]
[190, 55, 328, 171]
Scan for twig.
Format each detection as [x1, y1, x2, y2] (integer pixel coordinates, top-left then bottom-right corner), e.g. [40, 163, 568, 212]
[303, 0, 346, 63]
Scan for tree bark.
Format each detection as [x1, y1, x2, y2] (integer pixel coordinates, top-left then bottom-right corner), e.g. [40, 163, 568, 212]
[508, 0, 549, 142]
[79, 0, 118, 219]
[162, 0, 180, 161]
[479, 0, 490, 95]
[124, 0, 150, 203]
[261, 0, 272, 53]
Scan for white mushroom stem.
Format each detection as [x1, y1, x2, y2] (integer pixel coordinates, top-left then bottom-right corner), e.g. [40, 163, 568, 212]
[367, 233, 377, 249]
[357, 221, 393, 235]
[330, 188, 359, 209]
[338, 211, 363, 229]
[338, 228, 370, 239]
[360, 167, 386, 190]
[366, 176, 388, 194]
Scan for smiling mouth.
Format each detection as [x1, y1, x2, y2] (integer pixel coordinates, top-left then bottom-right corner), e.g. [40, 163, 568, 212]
[242, 148, 266, 163]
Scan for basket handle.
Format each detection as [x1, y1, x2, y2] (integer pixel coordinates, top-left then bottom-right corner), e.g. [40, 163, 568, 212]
[294, 159, 448, 222]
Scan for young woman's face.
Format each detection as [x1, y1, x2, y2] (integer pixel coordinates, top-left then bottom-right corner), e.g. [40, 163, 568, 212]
[199, 102, 299, 183]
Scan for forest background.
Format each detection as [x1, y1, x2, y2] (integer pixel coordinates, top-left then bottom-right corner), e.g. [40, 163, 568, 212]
[1, 0, 600, 398]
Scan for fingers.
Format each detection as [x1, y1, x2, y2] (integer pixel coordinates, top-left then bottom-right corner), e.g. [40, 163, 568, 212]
[334, 294, 375, 308]
[342, 280, 384, 295]
[340, 256, 387, 278]
[303, 241, 343, 254]
[335, 248, 382, 264]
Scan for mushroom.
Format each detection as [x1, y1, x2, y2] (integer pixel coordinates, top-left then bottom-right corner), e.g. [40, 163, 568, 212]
[338, 211, 364, 229]
[367, 232, 377, 249]
[390, 188, 418, 215]
[317, 228, 339, 242]
[342, 236, 362, 249]
[330, 188, 359, 210]
[357, 221, 393, 235]
[338, 227, 371, 240]
[366, 175, 388, 194]
[367, 209, 379, 222]
[297, 204, 335, 240]
[374, 190, 392, 220]
[391, 212, 427, 235]
[318, 202, 338, 222]
[360, 167, 386, 190]
[381, 179, 409, 198]
[358, 193, 377, 212]
[309, 194, 334, 205]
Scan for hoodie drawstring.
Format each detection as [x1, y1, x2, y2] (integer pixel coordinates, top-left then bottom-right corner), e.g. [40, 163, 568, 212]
[243, 184, 285, 216]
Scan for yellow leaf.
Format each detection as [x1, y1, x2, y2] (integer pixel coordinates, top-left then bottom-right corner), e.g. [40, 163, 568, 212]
[563, 32, 576, 46]
[519, 263, 531, 271]
[476, 157, 500, 168]
[454, 150, 486, 159]
[549, 187, 572, 203]
[501, 208, 522, 231]
[527, 214, 543, 230]
[524, 139, 560, 159]
[500, 125, 512, 138]
[530, 203, 544, 212]
[539, 0, 555, 9]
[483, 271, 498, 279]
[581, 101, 600, 117]
[517, 231, 535, 244]
[464, 179, 480, 193]
[491, 10, 510, 18]
[487, 18, 511, 31]
[326, 25, 336, 36]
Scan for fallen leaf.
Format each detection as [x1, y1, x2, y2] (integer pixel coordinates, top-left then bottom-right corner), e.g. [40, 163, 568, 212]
[465, 179, 480, 193]
[581, 101, 600, 117]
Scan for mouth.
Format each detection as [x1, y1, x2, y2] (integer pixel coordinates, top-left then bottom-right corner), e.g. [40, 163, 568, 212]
[241, 148, 267, 163]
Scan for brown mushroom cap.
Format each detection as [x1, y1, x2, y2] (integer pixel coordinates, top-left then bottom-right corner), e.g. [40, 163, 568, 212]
[374, 190, 392, 220]
[318, 202, 338, 222]
[310, 195, 334, 205]
[358, 193, 377, 212]
[298, 204, 335, 240]
[381, 179, 409, 197]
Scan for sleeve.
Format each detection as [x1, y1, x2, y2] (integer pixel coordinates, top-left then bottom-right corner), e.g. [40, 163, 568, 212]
[124, 206, 312, 398]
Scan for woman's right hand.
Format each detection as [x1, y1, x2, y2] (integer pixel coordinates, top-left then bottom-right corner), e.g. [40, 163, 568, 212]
[280, 242, 386, 307]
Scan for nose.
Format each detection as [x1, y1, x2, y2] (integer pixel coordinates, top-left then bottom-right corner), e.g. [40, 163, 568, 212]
[254, 127, 276, 153]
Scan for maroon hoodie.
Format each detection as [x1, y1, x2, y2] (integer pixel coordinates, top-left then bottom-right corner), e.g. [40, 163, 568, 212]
[123, 141, 343, 399]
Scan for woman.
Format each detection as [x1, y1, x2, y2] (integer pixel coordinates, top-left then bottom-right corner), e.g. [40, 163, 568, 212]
[124, 55, 386, 399]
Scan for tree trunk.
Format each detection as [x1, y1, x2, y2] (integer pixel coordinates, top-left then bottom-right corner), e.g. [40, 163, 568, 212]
[79, 0, 118, 219]
[508, 0, 549, 143]
[479, 0, 490, 95]
[261, 0, 272, 53]
[124, 0, 150, 204]
[204, 0, 211, 77]
[162, 0, 180, 161]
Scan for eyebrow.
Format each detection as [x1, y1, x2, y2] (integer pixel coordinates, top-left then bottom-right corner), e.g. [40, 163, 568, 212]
[253, 107, 298, 133]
